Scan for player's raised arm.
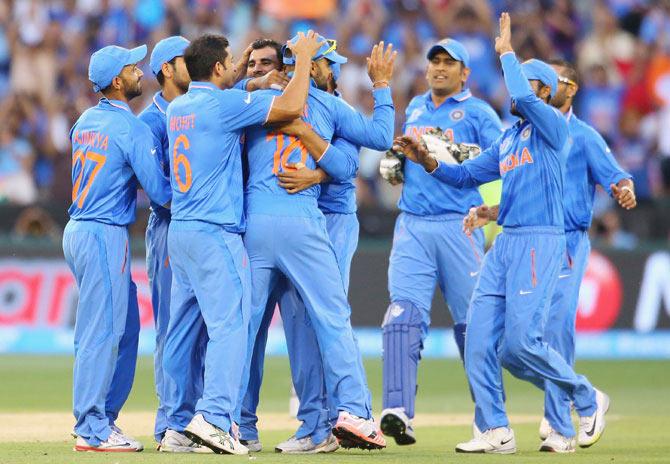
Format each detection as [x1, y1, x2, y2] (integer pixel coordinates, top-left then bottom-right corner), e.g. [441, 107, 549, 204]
[496, 12, 567, 151]
[265, 31, 323, 123]
[331, 42, 396, 150]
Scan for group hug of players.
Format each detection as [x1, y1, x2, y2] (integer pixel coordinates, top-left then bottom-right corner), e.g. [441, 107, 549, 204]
[65, 11, 636, 456]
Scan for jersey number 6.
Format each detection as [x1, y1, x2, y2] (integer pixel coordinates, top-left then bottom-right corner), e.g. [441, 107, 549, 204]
[173, 134, 192, 193]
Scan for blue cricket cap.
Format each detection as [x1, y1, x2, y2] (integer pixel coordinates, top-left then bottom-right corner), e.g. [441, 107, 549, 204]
[426, 38, 470, 68]
[521, 59, 558, 98]
[282, 33, 347, 66]
[88, 44, 147, 92]
[150, 36, 189, 76]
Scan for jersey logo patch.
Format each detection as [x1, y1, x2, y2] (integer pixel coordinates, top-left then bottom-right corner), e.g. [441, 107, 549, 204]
[450, 109, 465, 121]
[521, 126, 532, 140]
[244, 92, 252, 104]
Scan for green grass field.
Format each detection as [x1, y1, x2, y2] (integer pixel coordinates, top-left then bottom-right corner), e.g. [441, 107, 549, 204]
[0, 356, 668, 463]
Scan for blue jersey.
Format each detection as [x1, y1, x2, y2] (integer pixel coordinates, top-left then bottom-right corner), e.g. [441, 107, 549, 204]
[432, 52, 569, 228]
[318, 136, 359, 214]
[246, 86, 394, 214]
[562, 109, 631, 231]
[68, 98, 171, 225]
[138, 91, 170, 216]
[317, 87, 394, 214]
[166, 81, 274, 231]
[399, 89, 502, 216]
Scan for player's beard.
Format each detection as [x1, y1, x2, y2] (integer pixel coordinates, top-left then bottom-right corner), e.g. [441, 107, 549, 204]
[123, 78, 142, 101]
[175, 76, 190, 94]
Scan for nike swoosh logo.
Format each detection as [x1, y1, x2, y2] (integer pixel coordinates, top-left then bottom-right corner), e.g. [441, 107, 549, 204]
[558, 274, 570, 279]
[150, 148, 157, 155]
[470, 271, 479, 277]
[519, 290, 532, 295]
[586, 417, 597, 437]
[244, 92, 252, 104]
[501, 437, 513, 445]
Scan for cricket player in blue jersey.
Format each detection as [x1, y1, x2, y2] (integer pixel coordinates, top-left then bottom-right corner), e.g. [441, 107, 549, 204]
[239, 38, 395, 454]
[377, 37, 502, 446]
[138, 36, 211, 453]
[393, 13, 610, 454]
[162, 32, 323, 455]
[463, 58, 636, 452]
[239, 35, 395, 451]
[65, 44, 172, 452]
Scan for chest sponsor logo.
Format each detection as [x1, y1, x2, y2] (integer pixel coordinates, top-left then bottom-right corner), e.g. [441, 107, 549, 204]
[406, 108, 424, 124]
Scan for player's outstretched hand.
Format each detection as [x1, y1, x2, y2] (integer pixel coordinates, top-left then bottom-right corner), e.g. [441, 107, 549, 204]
[393, 136, 437, 171]
[495, 12, 513, 55]
[233, 44, 254, 82]
[611, 181, 637, 210]
[288, 30, 324, 58]
[463, 205, 491, 236]
[278, 164, 326, 194]
[367, 41, 397, 87]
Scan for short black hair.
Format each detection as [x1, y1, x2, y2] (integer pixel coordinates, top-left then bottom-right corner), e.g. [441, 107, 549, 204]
[156, 56, 177, 86]
[548, 58, 579, 85]
[251, 38, 282, 64]
[184, 34, 230, 82]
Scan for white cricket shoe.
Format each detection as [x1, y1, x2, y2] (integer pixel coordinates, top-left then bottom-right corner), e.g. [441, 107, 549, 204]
[240, 439, 262, 452]
[472, 421, 482, 438]
[539, 417, 553, 440]
[275, 433, 339, 454]
[109, 424, 143, 451]
[184, 413, 248, 455]
[539, 431, 576, 453]
[158, 429, 213, 453]
[455, 427, 516, 454]
[74, 430, 142, 452]
[380, 407, 416, 445]
[578, 389, 610, 448]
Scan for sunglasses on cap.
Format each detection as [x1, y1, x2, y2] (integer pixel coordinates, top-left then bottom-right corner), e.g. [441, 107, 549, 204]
[558, 76, 577, 86]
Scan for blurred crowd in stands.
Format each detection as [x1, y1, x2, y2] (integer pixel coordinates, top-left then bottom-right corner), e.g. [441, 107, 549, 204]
[0, 0, 668, 246]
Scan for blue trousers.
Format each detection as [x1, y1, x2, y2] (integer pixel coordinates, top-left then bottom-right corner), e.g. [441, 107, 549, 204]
[63, 219, 139, 446]
[163, 220, 250, 433]
[238, 206, 371, 429]
[146, 211, 205, 441]
[384, 212, 484, 417]
[544, 230, 590, 436]
[239, 212, 360, 444]
[465, 227, 596, 437]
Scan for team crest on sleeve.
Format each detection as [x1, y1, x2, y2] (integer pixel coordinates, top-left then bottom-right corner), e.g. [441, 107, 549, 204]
[521, 126, 532, 140]
[450, 109, 465, 121]
[407, 108, 423, 124]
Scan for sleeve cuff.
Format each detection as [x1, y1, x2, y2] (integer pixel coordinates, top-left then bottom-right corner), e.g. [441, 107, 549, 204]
[427, 160, 441, 175]
[372, 86, 393, 106]
[499, 51, 516, 62]
[315, 142, 332, 163]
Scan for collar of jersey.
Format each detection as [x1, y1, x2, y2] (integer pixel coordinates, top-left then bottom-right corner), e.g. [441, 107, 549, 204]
[189, 81, 218, 91]
[153, 91, 169, 114]
[100, 98, 131, 112]
[424, 88, 472, 108]
[565, 106, 574, 122]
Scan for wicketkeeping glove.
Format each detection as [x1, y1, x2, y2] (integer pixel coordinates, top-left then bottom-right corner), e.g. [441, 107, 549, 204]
[420, 128, 481, 165]
[379, 148, 405, 184]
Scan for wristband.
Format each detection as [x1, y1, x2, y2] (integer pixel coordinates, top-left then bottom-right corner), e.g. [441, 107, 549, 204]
[373, 80, 389, 88]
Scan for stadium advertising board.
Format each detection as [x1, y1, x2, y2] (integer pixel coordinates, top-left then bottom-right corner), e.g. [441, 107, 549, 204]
[0, 249, 669, 358]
